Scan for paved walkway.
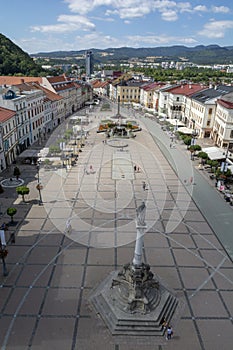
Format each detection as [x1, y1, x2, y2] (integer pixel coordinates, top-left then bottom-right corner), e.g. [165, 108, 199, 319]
[0, 103, 232, 350]
[142, 117, 233, 261]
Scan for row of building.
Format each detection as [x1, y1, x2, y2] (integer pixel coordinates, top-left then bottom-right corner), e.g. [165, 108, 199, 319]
[1, 71, 233, 172]
[91, 76, 233, 150]
[0, 75, 92, 171]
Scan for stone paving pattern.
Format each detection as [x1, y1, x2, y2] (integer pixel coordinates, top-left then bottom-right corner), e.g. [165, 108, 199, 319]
[0, 104, 232, 350]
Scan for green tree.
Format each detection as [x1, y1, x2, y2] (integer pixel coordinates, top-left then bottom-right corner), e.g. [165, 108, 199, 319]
[64, 129, 73, 140]
[183, 136, 192, 146]
[0, 33, 45, 76]
[7, 207, 17, 223]
[197, 151, 208, 160]
[206, 160, 219, 172]
[49, 145, 61, 154]
[16, 186, 30, 202]
[215, 168, 232, 179]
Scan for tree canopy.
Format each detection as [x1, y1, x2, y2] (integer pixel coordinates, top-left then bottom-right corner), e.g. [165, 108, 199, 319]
[0, 33, 46, 76]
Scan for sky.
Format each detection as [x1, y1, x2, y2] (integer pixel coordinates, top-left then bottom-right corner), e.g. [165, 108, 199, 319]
[1, 0, 233, 54]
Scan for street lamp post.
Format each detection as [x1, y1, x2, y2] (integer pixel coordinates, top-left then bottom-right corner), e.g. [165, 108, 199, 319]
[222, 146, 230, 173]
[175, 118, 178, 132]
[0, 229, 8, 276]
[36, 161, 43, 205]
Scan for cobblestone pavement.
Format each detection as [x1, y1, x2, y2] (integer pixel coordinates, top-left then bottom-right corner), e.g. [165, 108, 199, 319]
[0, 103, 232, 350]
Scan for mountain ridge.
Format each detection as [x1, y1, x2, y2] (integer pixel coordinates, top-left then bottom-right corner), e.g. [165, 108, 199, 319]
[32, 45, 233, 65]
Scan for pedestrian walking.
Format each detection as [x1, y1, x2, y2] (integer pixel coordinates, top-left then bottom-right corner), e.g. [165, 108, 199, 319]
[190, 176, 193, 184]
[161, 318, 168, 331]
[166, 325, 173, 340]
[0, 225, 7, 246]
[65, 219, 72, 235]
[142, 181, 147, 191]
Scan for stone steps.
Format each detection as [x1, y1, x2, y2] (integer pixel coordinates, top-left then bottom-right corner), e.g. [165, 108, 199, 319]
[91, 274, 179, 336]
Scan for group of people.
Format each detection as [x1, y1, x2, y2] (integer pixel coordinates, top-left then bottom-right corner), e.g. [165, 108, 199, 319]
[161, 319, 174, 340]
[134, 165, 141, 173]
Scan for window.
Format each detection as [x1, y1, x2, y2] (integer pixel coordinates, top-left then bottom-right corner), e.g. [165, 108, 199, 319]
[230, 130, 233, 138]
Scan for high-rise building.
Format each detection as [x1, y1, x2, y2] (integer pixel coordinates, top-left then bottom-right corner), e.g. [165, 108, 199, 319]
[86, 51, 94, 78]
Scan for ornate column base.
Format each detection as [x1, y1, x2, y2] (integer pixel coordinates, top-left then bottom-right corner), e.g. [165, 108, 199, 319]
[90, 264, 182, 336]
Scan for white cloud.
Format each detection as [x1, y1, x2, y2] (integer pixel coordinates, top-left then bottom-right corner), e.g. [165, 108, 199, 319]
[31, 15, 95, 33]
[74, 32, 122, 48]
[53, 1, 232, 23]
[161, 9, 178, 21]
[25, 1, 233, 52]
[72, 31, 198, 49]
[193, 5, 208, 12]
[152, 1, 177, 11]
[92, 16, 115, 22]
[64, 0, 113, 15]
[18, 37, 77, 54]
[64, 0, 185, 21]
[211, 6, 230, 14]
[126, 34, 197, 46]
[117, 6, 151, 19]
[178, 2, 192, 13]
[198, 20, 233, 38]
[20, 31, 198, 53]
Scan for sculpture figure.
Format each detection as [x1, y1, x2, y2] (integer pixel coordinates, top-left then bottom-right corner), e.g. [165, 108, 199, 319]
[136, 201, 146, 226]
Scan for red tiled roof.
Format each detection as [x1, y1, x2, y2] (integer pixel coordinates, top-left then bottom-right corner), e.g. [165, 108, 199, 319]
[142, 82, 166, 91]
[0, 107, 16, 122]
[29, 83, 63, 101]
[52, 81, 76, 92]
[218, 99, 233, 109]
[13, 82, 34, 92]
[47, 74, 70, 84]
[0, 76, 42, 86]
[166, 83, 207, 96]
[101, 81, 109, 87]
[91, 80, 101, 88]
[9, 82, 62, 102]
[91, 80, 109, 88]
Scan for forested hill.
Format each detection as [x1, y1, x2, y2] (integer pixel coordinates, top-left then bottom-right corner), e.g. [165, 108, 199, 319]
[34, 45, 233, 65]
[0, 33, 45, 76]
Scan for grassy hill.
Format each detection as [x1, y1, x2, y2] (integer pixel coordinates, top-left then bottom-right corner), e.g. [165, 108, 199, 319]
[0, 33, 45, 76]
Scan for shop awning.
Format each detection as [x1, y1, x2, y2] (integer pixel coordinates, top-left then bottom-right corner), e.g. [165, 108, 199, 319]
[202, 147, 226, 160]
[18, 149, 41, 158]
[177, 126, 193, 134]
